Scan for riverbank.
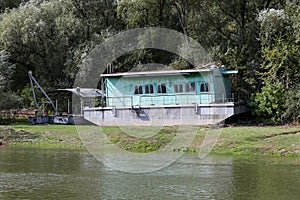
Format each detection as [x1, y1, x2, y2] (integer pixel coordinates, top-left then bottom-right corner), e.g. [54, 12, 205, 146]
[1, 124, 299, 156]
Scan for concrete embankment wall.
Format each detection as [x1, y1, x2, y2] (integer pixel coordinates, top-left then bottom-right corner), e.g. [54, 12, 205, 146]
[83, 103, 246, 126]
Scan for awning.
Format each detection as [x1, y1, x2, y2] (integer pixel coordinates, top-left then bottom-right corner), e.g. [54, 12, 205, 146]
[48, 88, 103, 98]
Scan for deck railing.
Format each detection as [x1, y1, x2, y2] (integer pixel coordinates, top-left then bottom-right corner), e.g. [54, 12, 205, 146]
[139, 93, 235, 106]
[106, 93, 237, 107]
[106, 96, 133, 107]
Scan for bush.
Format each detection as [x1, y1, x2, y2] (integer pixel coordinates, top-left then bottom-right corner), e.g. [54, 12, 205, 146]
[283, 84, 300, 123]
[251, 82, 285, 124]
[0, 91, 23, 110]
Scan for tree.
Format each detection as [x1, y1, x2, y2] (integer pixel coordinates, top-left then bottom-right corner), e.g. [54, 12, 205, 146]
[283, 83, 300, 123]
[0, 0, 86, 90]
[0, 50, 15, 90]
[0, 91, 23, 110]
[0, 0, 21, 13]
[117, 0, 175, 29]
[252, 82, 285, 124]
[252, 5, 300, 124]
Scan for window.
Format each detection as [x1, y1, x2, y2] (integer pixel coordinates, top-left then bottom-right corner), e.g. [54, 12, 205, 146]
[174, 83, 183, 93]
[157, 83, 166, 93]
[191, 82, 196, 92]
[179, 84, 183, 93]
[134, 86, 138, 94]
[200, 82, 210, 92]
[174, 84, 179, 93]
[185, 84, 190, 92]
[134, 85, 143, 94]
[139, 85, 143, 94]
[186, 82, 196, 93]
[145, 84, 154, 94]
[145, 85, 149, 94]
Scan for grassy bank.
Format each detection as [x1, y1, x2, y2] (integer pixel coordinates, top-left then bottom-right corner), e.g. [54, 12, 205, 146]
[1, 124, 299, 156]
[0, 124, 82, 148]
[210, 126, 300, 156]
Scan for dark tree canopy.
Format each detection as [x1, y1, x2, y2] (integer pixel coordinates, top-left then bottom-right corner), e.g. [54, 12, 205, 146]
[0, 0, 299, 124]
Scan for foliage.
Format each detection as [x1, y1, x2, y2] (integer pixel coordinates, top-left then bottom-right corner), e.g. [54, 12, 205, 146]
[117, 0, 176, 29]
[251, 82, 285, 124]
[258, 8, 288, 46]
[287, 2, 300, 43]
[0, 50, 15, 90]
[251, 5, 300, 124]
[0, 0, 86, 89]
[0, 91, 23, 110]
[0, 0, 21, 13]
[170, 57, 190, 70]
[19, 85, 35, 108]
[283, 84, 300, 123]
[0, 0, 299, 124]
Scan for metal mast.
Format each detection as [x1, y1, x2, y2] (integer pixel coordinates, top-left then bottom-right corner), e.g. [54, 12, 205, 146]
[28, 71, 58, 115]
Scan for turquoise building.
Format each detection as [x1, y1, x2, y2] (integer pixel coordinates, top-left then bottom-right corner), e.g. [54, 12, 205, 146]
[83, 66, 246, 126]
[101, 67, 238, 107]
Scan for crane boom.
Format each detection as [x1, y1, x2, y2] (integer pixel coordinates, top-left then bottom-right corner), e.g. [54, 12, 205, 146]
[28, 71, 58, 115]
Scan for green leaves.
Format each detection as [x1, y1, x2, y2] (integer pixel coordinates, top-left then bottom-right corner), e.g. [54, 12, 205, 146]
[0, 0, 85, 88]
[250, 3, 300, 124]
[0, 0, 298, 124]
[258, 9, 287, 46]
[0, 50, 15, 90]
[252, 82, 285, 124]
[284, 83, 300, 123]
[0, 91, 23, 110]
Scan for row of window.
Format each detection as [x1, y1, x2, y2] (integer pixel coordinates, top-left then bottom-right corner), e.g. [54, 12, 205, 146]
[134, 82, 209, 95]
[134, 83, 166, 94]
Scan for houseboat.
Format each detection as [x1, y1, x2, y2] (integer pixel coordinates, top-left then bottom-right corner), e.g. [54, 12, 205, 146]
[83, 65, 247, 126]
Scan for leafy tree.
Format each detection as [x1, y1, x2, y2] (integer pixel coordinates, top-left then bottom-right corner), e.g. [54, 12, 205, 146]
[0, 0, 86, 90]
[0, 0, 298, 124]
[252, 82, 285, 124]
[0, 50, 15, 90]
[117, 0, 176, 29]
[283, 83, 300, 123]
[0, 0, 21, 13]
[252, 5, 300, 124]
[0, 91, 23, 110]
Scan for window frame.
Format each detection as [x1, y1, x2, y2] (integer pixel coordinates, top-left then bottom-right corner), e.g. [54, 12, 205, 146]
[157, 83, 167, 94]
[200, 82, 210, 92]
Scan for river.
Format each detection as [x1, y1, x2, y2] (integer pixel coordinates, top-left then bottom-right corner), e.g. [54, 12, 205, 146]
[0, 146, 299, 199]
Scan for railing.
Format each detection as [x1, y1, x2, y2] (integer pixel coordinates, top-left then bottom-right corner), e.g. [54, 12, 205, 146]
[139, 93, 236, 106]
[105, 93, 238, 107]
[106, 96, 133, 107]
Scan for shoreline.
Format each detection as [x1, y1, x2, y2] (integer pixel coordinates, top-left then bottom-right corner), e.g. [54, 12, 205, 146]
[1, 124, 299, 157]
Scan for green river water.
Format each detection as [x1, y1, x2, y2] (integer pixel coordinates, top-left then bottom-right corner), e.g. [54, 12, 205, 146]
[0, 146, 299, 199]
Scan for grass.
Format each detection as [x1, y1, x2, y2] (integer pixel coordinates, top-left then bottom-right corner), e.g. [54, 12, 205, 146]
[9, 124, 78, 135]
[1, 123, 300, 156]
[212, 126, 300, 156]
[97, 126, 177, 152]
[0, 124, 82, 148]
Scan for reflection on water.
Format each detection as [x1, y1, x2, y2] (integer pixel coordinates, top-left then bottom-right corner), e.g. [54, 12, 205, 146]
[0, 146, 299, 199]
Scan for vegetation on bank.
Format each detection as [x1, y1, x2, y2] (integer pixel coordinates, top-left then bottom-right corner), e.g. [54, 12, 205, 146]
[0, 124, 83, 148]
[0, 1, 299, 125]
[1, 124, 299, 157]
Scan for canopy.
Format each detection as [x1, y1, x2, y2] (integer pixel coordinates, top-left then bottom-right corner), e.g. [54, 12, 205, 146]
[48, 88, 103, 98]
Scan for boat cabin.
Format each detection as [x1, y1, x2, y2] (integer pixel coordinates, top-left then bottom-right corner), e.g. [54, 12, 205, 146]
[101, 67, 238, 107]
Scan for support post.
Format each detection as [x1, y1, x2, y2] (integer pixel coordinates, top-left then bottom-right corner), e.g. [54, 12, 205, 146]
[68, 99, 70, 114]
[42, 99, 45, 115]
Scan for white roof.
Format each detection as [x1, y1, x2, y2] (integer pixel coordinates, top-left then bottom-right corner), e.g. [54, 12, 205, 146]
[49, 88, 102, 98]
[101, 68, 216, 78]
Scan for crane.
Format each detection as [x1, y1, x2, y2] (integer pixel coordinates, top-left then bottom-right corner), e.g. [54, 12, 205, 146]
[28, 71, 58, 116]
[28, 71, 69, 124]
